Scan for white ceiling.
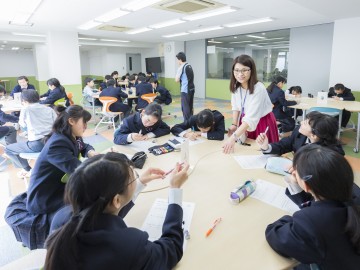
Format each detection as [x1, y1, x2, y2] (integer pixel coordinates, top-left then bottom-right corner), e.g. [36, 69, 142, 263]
[0, 0, 360, 51]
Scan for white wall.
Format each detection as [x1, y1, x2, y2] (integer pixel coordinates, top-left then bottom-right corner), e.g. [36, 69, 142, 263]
[33, 44, 49, 81]
[186, 39, 206, 98]
[287, 23, 334, 95]
[80, 51, 90, 75]
[329, 17, 360, 91]
[0, 50, 36, 77]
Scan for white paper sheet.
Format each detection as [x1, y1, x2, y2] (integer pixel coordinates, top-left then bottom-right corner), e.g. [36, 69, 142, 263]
[250, 179, 300, 214]
[141, 198, 195, 249]
[233, 154, 273, 169]
[175, 136, 206, 146]
[127, 140, 158, 152]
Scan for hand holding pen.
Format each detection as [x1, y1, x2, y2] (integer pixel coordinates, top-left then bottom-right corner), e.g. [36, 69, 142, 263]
[206, 217, 222, 237]
[256, 126, 269, 151]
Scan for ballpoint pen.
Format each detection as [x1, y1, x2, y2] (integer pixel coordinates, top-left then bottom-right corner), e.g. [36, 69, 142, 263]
[165, 162, 185, 176]
[264, 126, 269, 134]
[206, 218, 222, 237]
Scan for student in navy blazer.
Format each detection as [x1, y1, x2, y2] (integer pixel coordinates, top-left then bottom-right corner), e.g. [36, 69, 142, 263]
[266, 145, 360, 270]
[171, 109, 225, 141]
[45, 153, 190, 270]
[149, 78, 172, 105]
[135, 75, 153, 110]
[4, 105, 98, 250]
[256, 111, 344, 156]
[40, 78, 67, 106]
[10, 75, 35, 97]
[114, 103, 170, 145]
[100, 79, 130, 115]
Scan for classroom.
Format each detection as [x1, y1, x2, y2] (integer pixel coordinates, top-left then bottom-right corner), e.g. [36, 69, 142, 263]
[1, 0, 360, 269]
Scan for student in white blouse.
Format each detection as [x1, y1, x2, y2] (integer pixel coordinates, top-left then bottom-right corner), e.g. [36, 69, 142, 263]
[223, 54, 279, 154]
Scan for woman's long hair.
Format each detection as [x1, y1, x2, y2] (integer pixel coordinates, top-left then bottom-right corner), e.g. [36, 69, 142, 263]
[266, 76, 286, 93]
[229, 54, 258, 94]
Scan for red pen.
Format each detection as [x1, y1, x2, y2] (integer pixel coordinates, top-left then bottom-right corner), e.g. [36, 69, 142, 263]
[165, 162, 185, 176]
[206, 218, 222, 237]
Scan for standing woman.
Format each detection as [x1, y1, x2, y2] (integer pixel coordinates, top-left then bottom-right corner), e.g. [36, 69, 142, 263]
[5, 105, 98, 250]
[223, 55, 278, 154]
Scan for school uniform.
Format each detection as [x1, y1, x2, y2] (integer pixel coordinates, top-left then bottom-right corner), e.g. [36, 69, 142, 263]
[268, 85, 297, 120]
[135, 82, 153, 110]
[0, 108, 18, 144]
[113, 112, 170, 145]
[100, 82, 107, 90]
[266, 200, 360, 269]
[5, 133, 94, 249]
[100, 86, 130, 114]
[262, 126, 345, 156]
[154, 85, 172, 105]
[328, 87, 355, 127]
[39, 87, 67, 105]
[171, 110, 225, 140]
[10, 84, 35, 97]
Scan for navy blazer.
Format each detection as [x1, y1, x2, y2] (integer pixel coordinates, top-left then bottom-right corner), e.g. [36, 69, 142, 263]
[10, 84, 35, 97]
[100, 86, 129, 112]
[266, 200, 360, 269]
[113, 112, 170, 145]
[51, 204, 183, 270]
[155, 85, 172, 105]
[328, 87, 355, 101]
[266, 126, 345, 156]
[136, 82, 153, 109]
[27, 133, 94, 215]
[171, 110, 225, 140]
[268, 85, 296, 120]
[40, 87, 67, 105]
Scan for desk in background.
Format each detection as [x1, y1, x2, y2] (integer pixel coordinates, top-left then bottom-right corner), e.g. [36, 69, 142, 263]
[0, 79, 11, 92]
[114, 136, 297, 270]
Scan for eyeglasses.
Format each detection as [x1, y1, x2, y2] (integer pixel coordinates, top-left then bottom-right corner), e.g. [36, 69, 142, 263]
[128, 170, 139, 186]
[233, 68, 251, 75]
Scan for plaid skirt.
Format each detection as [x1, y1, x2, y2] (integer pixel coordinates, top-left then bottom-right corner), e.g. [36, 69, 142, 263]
[4, 192, 50, 250]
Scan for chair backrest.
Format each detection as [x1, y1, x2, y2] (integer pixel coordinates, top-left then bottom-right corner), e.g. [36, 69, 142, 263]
[141, 93, 157, 104]
[67, 92, 74, 105]
[308, 107, 340, 117]
[54, 97, 66, 106]
[99, 96, 117, 112]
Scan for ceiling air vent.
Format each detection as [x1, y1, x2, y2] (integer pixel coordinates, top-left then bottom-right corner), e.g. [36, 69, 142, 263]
[156, 0, 224, 14]
[97, 25, 131, 32]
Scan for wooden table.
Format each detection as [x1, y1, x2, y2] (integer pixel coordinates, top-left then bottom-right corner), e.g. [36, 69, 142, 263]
[0, 99, 23, 113]
[114, 136, 297, 270]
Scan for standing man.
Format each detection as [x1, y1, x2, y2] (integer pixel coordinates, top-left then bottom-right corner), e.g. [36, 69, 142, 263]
[175, 52, 195, 121]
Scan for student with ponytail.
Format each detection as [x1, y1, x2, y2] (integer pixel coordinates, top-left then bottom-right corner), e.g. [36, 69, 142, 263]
[45, 152, 189, 270]
[40, 78, 68, 106]
[266, 144, 360, 269]
[5, 105, 98, 250]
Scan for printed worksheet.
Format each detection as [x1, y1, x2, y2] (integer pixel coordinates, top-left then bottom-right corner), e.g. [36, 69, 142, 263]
[127, 140, 158, 152]
[250, 179, 300, 214]
[141, 199, 195, 249]
[233, 154, 274, 169]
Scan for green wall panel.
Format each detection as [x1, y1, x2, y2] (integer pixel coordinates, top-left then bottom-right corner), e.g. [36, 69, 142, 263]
[160, 77, 180, 96]
[63, 84, 83, 105]
[206, 79, 231, 100]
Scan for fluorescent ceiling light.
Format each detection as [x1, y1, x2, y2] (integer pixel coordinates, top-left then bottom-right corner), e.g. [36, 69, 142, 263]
[78, 20, 102, 30]
[150, 19, 185, 29]
[189, 26, 223, 34]
[230, 40, 252, 44]
[100, 39, 130, 43]
[183, 6, 236, 21]
[122, 0, 163, 11]
[224, 17, 273, 28]
[11, 47, 20, 50]
[78, 37, 97, 41]
[162, 32, 189, 38]
[126, 27, 152, 34]
[262, 37, 284, 41]
[247, 34, 266, 39]
[12, 32, 45, 37]
[248, 44, 263, 47]
[208, 40, 223, 44]
[95, 9, 129, 22]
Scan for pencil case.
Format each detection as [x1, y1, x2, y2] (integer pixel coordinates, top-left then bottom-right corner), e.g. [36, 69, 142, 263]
[148, 143, 175, 156]
[229, 180, 256, 204]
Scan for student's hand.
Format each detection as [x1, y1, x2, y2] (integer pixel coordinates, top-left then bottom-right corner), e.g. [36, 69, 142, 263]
[227, 125, 237, 137]
[87, 150, 99, 158]
[169, 162, 190, 188]
[256, 133, 269, 150]
[222, 136, 236, 154]
[184, 132, 198, 141]
[287, 166, 295, 174]
[332, 96, 340, 100]
[140, 168, 166, 184]
[142, 135, 149, 140]
[131, 133, 145, 141]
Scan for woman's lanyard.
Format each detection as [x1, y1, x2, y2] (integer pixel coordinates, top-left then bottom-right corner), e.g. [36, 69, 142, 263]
[239, 88, 248, 122]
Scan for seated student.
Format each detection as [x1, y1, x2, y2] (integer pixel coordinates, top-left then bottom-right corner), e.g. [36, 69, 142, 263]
[10, 76, 35, 97]
[145, 71, 153, 82]
[256, 111, 345, 156]
[83, 77, 101, 106]
[328, 83, 355, 128]
[286, 86, 303, 119]
[5, 105, 98, 250]
[114, 103, 170, 145]
[40, 78, 68, 106]
[171, 109, 225, 141]
[126, 74, 138, 109]
[111, 71, 119, 87]
[99, 79, 130, 118]
[5, 90, 57, 178]
[135, 75, 153, 111]
[45, 153, 189, 270]
[149, 78, 172, 105]
[266, 145, 360, 270]
[100, 75, 112, 91]
[267, 76, 297, 133]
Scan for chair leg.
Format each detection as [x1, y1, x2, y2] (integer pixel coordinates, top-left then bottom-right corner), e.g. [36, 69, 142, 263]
[95, 117, 106, 134]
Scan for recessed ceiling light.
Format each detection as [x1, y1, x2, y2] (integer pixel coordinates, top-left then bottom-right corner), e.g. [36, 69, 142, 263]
[224, 17, 273, 28]
[150, 19, 185, 29]
[122, 0, 163, 11]
[234, 36, 238, 39]
[78, 37, 97, 41]
[189, 26, 223, 34]
[126, 27, 152, 34]
[208, 40, 222, 44]
[229, 41, 252, 44]
[246, 34, 266, 39]
[162, 32, 189, 38]
[183, 6, 236, 21]
[11, 47, 20, 50]
[12, 32, 45, 37]
[100, 39, 130, 43]
[95, 9, 129, 22]
[78, 20, 102, 30]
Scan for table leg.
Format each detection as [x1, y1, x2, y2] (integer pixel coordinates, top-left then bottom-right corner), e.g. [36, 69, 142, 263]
[338, 110, 342, 139]
[355, 112, 360, 153]
[92, 96, 95, 116]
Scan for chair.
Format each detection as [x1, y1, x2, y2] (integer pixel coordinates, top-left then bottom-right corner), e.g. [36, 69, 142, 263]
[19, 152, 41, 188]
[67, 92, 74, 105]
[54, 97, 66, 106]
[141, 93, 157, 104]
[94, 96, 123, 135]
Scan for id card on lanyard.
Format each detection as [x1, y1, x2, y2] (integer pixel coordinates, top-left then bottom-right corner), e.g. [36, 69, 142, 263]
[239, 88, 248, 124]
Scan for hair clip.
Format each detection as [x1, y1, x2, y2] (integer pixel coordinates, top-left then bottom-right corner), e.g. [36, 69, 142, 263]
[302, 175, 313, 182]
